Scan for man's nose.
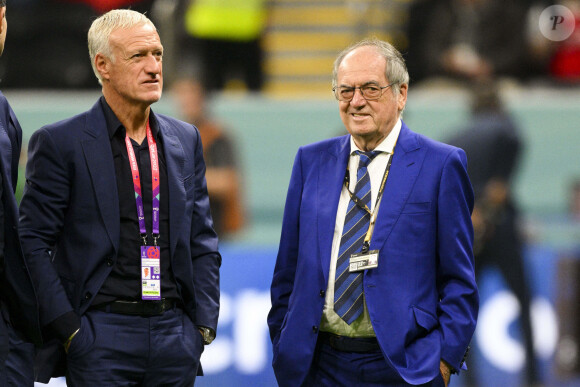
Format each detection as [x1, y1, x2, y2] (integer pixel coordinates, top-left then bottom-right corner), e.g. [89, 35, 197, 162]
[144, 55, 161, 74]
[350, 88, 366, 105]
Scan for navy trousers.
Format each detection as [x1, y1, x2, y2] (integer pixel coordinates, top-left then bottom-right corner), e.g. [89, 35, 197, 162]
[303, 339, 446, 387]
[0, 316, 35, 386]
[66, 307, 203, 386]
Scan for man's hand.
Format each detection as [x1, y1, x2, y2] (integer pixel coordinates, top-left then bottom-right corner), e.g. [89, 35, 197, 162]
[439, 359, 452, 387]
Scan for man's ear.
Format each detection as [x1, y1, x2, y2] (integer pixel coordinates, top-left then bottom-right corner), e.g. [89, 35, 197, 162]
[95, 53, 110, 81]
[397, 83, 408, 112]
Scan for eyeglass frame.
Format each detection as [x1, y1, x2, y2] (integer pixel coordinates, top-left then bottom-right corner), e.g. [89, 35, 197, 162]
[332, 82, 398, 102]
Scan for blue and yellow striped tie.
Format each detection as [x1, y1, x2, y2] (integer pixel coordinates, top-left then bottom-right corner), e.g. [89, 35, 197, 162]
[334, 150, 379, 324]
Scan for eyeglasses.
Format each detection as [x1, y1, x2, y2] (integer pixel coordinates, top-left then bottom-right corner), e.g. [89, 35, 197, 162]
[332, 82, 397, 102]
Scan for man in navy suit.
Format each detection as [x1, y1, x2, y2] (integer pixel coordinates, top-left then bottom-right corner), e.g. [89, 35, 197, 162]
[268, 38, 478, 386]
[0, 1, 42, 385]
[19, 9, 220, 386]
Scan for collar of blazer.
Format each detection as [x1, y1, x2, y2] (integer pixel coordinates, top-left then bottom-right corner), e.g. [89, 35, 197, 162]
[79, 101, 187, 258]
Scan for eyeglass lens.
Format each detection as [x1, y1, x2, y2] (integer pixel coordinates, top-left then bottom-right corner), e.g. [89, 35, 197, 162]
[336, 85, 383, 101]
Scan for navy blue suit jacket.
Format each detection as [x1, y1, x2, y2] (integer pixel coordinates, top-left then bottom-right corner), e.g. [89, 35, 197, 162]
[0, 91, 42, 349]
[268, 122, 478, 386]
[19, 100, 220, 379]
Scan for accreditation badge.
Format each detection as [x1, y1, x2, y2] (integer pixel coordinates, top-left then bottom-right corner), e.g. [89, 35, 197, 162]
[141, 245, 161, 300]
[349, 250, 379, 272]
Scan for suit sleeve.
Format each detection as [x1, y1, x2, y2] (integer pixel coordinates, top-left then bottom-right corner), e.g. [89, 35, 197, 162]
[19, 128, 75, 330]
[436, 148, 478, 371]
[267, 148, 303, 345]
[189, 127, 221, 331]
[0, 172, 4, 271]
[9, 107, 23, 190]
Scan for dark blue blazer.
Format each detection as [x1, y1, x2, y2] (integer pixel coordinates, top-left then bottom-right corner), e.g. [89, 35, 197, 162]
[268, 122, 478, 386]
[19, 100, 220, 379]
[0, 91, 42, 348]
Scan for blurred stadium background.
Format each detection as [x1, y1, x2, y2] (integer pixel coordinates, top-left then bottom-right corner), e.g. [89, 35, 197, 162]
[4, 0, 580, 386]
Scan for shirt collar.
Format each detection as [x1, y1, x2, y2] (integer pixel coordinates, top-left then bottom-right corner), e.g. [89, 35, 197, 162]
[99, 96, 161, 142]
[349, 118, 402, 155]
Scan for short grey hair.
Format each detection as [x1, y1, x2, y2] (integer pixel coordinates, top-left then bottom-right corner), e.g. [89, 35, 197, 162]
[332, 37, 409, 96]
[88, 9, 157, 84]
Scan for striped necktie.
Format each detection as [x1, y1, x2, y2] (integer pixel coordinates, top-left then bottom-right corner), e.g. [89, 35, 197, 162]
[334, 150, 379, 324]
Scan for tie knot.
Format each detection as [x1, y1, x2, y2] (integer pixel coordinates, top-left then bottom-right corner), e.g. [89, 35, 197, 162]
[355, 150, 380, 168]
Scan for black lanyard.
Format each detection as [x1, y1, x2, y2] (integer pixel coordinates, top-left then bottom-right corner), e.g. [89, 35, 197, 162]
[344, 152, 394, 252]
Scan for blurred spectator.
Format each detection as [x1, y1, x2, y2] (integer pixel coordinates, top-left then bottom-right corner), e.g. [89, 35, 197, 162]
[554, 178, 580, 377]
[408, 0, 532, 83]
[549, 0, 580, 82]
[524, 1, 555, 80]
[0, 1, 95, 89]
[0, 0, 155, 89]
[570, 178, 580, 220]
[405, 0, 439, 83]
[172, 76, 245, 238]
[179, 0, 268, 92]
[447, 81, 539, 386]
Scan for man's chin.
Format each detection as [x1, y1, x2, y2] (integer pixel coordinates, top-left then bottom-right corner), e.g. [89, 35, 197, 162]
[348, 127, 375, 138]
[142, 91, 162, 104]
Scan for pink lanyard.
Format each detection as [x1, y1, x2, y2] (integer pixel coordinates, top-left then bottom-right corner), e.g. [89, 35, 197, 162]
[124, 121, 160, 245]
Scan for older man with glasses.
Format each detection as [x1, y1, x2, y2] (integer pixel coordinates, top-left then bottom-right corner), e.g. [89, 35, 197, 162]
[268, 38, 478, 387]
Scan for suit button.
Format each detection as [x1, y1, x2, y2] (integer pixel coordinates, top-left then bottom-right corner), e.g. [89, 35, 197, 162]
[319, 290, 325, 297]
[84, 292, 91, 300]
[312, 326, 318, 333]
[106, 258, 114, 266]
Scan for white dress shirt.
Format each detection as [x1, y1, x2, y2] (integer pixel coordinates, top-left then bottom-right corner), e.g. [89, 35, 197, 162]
[319, 119, 402, 337]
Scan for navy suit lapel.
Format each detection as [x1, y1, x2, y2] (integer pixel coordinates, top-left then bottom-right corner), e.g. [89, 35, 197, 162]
[370, 123, 423, 251]
[0, 97, 21, 191]
[81, 102, 120, 252]
[318, 136, 350, 284]
[157, 118, 185, 259]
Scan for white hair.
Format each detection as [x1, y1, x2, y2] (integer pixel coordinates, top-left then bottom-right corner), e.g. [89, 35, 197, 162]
[332, 37, 410, 97]
[88, 9, 157, 84]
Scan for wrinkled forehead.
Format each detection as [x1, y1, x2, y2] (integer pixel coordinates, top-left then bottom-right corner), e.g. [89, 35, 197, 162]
[337, 47, 387, 84]
[109, 23, 162, 52]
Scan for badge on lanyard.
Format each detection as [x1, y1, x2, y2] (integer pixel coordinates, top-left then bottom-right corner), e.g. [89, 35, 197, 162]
[344, 152, 394, 275]
[125, 121, 162, 301]
[349, 250, 379, 272]
[141, 245, 161, 300]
